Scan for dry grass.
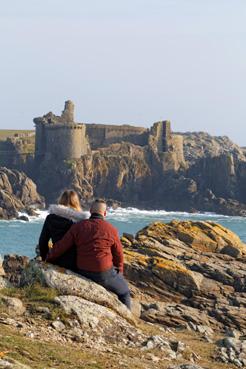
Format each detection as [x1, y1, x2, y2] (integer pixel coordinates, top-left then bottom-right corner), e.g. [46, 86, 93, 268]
[0, 322, 239, 369]
[0, 130, 34, 141]
[0, 324, 105, 369]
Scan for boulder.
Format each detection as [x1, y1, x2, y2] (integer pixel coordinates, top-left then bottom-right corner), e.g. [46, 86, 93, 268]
[0, 276, 12, 289]
[122, 221, 246, 333]
[133, 221, 246, 255]
[0, 296, 26, 316]
[3, 255, 30, 286]
[141, 302, 212, 331]
[0, 167, 44, 220]
[0, 358, 32, 369]
[124, 249, 203, 297]
[56, 295, 135, 337]
[22, 261, 135, 325]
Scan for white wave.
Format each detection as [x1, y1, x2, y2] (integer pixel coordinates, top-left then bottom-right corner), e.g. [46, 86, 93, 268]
[0, 206, 244, 225]
[17, 210, 49, 223]
[107, 207, 231, 219]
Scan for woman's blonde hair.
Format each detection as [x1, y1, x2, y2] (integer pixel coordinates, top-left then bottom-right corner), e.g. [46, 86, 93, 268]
[58, 190, 81, 211]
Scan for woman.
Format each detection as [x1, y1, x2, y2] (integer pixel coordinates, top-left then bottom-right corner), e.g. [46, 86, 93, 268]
[38, 190, 88, 271]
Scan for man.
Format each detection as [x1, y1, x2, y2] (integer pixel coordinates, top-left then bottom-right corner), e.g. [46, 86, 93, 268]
[46, 199, 131, 309]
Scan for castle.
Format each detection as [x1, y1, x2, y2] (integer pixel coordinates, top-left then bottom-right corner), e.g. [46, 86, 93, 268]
[34, 101, 90, 161]
[0, 101, 185, 171]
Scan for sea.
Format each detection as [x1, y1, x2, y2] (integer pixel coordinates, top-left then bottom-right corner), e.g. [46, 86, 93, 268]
[1, 208, 246, 258]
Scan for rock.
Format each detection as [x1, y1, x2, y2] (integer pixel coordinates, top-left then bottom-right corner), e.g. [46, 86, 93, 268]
[130, 298, 142, 318]
[168, 366, 206, 369]
[220, 245, 242, 258]
[56, 295, 134, 336]
[17, 215, 29, 222]
[133, 220, 246, 255]
[0, 257, 5, 276]
[51, 320, 66, 331]
[141, 302, 211, 330]
[22, 261, 135, 325]
[0, 296, 26, 316]
[3, 254, 30, 286]
[196, 325, 214, 336]
[0, 358, 32, 369]
[124, 249, 203, 298]
[121, 221, 246, 333]
[217, 337, 242, 352]
[0, 167, 44, 220]
[142, 335, 174, 351]
[216, 336, 246, 366]
[0, 276, 12, 289]
[145, 353, 160, 362]
[122, 233, 135, 242]
[225, 328, 241, 339]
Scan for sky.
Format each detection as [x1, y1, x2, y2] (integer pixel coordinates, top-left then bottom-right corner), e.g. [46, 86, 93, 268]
[0, 0, 246, 145]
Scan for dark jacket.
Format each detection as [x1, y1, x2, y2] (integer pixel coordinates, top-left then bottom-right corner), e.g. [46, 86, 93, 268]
[46, 214, 124, 273]
[39, 214, 74, 259]
[38, 205, 88, 270]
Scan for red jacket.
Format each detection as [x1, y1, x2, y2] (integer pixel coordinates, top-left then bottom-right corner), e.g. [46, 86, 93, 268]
[46, 216, 124, 273]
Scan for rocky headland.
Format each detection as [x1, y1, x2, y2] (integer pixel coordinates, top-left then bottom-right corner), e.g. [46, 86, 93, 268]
[1, 101, 246, 219]
[0, 221, 246, 368]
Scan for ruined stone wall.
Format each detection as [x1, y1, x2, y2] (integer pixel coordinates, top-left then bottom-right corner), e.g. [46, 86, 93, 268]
[85, 124, 148, 149]
[171, 135, 186, 165]
[35, 123, 46, 159]
[148, 121, 186, 171]
[0, 141, 14, 167]
[150, 121, 172, 152]
[44, 124, 89, 161]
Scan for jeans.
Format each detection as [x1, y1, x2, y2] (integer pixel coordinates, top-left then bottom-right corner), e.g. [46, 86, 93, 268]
[77, 267, 131, 310]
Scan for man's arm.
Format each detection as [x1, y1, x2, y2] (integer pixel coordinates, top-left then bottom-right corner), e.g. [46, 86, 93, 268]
[111, 230, 124, 273]
[46, 225, 76, 262]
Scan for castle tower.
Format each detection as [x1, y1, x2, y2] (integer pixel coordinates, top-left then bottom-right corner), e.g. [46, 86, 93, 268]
[151, 120, 172, 152]
[34, 101, 90, 162]
[61, 100, 75, 123]
[148, 120, 186, 171]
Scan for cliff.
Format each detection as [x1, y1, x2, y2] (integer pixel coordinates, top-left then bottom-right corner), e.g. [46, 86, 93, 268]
[0, 167, 44, 220]
[182, 132, 246, 164]
[34, 138, 246, 216]
[0, 221, 246, 368]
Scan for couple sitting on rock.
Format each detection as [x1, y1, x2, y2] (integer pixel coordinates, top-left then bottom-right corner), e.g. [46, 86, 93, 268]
[38, 190, 131, 310]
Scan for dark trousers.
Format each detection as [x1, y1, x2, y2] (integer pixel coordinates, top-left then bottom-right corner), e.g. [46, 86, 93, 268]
[77, 267, 131, 310]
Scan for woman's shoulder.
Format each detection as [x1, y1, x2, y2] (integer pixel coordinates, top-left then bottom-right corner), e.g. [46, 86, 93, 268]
[48, 204, 89, 223]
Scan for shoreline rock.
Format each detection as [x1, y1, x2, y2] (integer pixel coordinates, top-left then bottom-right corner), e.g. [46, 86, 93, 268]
[0, 167, 44, 220]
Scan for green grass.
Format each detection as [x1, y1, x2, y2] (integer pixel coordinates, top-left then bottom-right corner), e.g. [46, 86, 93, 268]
[0, 324, 105, 369]
[1, 284, 57, 303]
[0, 130, 34, 141]
[0, 284, 70, 322]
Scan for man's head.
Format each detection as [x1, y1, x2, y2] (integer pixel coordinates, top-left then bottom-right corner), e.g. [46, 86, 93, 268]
[90, 199, 107, 217]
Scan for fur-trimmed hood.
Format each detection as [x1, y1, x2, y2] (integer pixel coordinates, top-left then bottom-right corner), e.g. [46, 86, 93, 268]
[48, 204, 89, 223]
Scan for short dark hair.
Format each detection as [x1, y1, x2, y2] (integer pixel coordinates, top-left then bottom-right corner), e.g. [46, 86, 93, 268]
[94, 198, 106, 204]
[91, 198, 107, 214]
